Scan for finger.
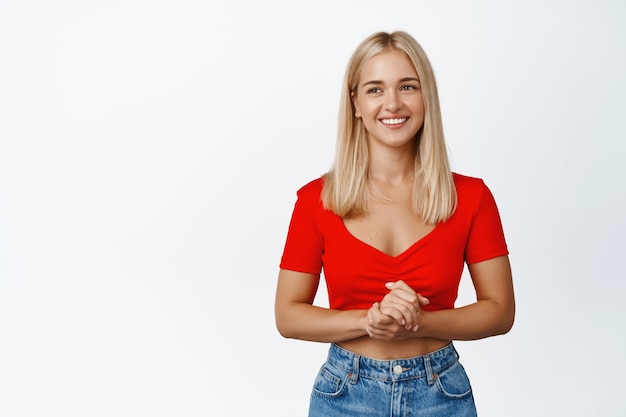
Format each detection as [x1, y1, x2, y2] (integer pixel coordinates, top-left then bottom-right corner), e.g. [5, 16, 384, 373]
[368, 303, 398, 326]
[385, 280, 413, 292]
[385, 281, 430, 308]
[366, 312, 393, 338]
[366, 302, 384, 326]
[381, 290, 415, 306]
[385, 281, 420, 304]
[366, 316, 412, 340]
[380, 301, 416, 327]
[416, 293, 430, 306]
[379, 304, 408, 326]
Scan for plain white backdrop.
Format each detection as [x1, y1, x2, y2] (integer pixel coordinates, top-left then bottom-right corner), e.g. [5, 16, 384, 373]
[1, 0, 625, 416]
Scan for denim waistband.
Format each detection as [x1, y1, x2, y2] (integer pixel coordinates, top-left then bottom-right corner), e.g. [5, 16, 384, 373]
[326, 343, 459, 383]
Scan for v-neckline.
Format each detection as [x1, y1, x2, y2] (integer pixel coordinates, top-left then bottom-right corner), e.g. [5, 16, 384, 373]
[338, 217, 440, 260]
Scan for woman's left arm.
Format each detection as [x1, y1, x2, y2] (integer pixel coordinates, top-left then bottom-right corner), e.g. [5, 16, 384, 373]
[417, 255, 515, 340]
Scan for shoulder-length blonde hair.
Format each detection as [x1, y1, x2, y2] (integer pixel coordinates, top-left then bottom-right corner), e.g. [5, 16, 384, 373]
[321, 31, 457, 224]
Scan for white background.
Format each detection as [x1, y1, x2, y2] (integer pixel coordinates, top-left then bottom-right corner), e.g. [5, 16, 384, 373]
[1, 0, 625, 416]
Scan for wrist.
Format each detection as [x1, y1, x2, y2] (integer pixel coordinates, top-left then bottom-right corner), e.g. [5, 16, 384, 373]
[359, 309, 370, 337]
[415, 309, 431, 337]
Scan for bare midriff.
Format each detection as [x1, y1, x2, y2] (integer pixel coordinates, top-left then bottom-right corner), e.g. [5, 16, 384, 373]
[338, 336, 450, 360]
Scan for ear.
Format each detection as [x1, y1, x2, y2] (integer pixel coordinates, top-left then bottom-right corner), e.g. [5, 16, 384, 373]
[351, 92, 361, 118]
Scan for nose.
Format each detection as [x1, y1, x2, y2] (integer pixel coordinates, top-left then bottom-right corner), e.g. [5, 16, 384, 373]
[384, 90, 401, 112]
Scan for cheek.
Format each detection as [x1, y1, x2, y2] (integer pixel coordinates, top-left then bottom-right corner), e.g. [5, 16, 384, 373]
[416, 95, 425, 115]
[418, 103, 425, 118]
[359, 101, 379, 118]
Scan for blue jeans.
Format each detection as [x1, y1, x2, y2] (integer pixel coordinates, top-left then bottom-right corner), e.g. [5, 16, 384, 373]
[309, 343, 477, 417]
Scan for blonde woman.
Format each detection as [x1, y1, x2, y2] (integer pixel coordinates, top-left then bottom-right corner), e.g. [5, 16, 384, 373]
[275, 31, 515, 417]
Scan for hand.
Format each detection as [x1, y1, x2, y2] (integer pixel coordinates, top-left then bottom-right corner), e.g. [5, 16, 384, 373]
[364, 281, 429, 340]
[365, 302, 415, 340]
[378, 281, 429, 331]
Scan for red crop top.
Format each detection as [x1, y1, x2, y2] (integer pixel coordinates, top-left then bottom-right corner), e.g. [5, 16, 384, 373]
[279, 173, 508, 312]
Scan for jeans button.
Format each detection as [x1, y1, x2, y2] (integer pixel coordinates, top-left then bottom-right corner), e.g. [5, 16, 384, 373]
[393, 365, 403, 375]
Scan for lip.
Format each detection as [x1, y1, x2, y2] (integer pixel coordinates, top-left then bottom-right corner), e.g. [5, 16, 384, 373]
[379, 116, 409, 128]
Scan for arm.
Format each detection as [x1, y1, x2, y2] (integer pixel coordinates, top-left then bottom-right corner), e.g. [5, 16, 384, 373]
[366, 255, 514, 341]
[274, 268, 369, 343]
[417, 255, 515, 340]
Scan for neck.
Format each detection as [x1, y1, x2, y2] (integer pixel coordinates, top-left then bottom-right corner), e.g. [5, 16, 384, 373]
[368, 144, 416, 185]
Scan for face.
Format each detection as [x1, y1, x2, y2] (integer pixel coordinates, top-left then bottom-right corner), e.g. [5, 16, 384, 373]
[352, 49, 425, 151]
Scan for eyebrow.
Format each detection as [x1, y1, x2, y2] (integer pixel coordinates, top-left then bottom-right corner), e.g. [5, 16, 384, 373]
[361, 77, 420, 88]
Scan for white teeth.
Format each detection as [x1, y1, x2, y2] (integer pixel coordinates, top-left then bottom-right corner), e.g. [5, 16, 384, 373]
[381, 118, 407, 125]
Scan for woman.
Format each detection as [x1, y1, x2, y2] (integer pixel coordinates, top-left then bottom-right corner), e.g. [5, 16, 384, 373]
[275, 31, 514, 417]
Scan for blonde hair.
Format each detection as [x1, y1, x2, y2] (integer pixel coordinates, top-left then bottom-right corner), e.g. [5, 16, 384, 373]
[322, 31, 457, 224]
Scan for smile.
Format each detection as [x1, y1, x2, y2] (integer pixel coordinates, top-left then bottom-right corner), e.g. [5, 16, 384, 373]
[380, 118, 407, 125]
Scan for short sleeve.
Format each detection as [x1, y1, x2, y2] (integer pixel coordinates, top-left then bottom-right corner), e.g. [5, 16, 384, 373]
[464, 181, 509, 264]
[279, 181, 324, 274]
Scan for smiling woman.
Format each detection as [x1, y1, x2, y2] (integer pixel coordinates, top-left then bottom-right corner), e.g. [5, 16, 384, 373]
[274, 31, 514, 417]
[352, 50, 425, 152]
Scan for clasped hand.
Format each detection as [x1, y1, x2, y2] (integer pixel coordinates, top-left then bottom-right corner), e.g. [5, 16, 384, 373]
[365, 280, 429, 340]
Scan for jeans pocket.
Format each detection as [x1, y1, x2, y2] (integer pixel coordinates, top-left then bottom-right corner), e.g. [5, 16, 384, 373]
[435, 362, 473, 399]
[311, 362, 349, 397]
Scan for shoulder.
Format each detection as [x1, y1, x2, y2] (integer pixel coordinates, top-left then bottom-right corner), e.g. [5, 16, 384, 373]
[452, 172, 489, 197]
[290, 177, 329, 228]
[296, 177, 324, 200]
[453, 172, 486, 189]
[452, 172, 494, 210]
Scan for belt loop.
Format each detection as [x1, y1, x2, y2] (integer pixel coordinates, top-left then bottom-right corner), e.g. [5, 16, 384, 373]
[424, 355, 435, 385]
[451, 343, 460, 360]
[349, 354, 360, 384]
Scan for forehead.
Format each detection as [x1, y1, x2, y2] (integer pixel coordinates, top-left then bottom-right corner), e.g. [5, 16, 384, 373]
[359, 49, 418, 82]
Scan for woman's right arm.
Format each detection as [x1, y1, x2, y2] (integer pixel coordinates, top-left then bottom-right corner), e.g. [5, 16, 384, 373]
[275, 269, 369, 343]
